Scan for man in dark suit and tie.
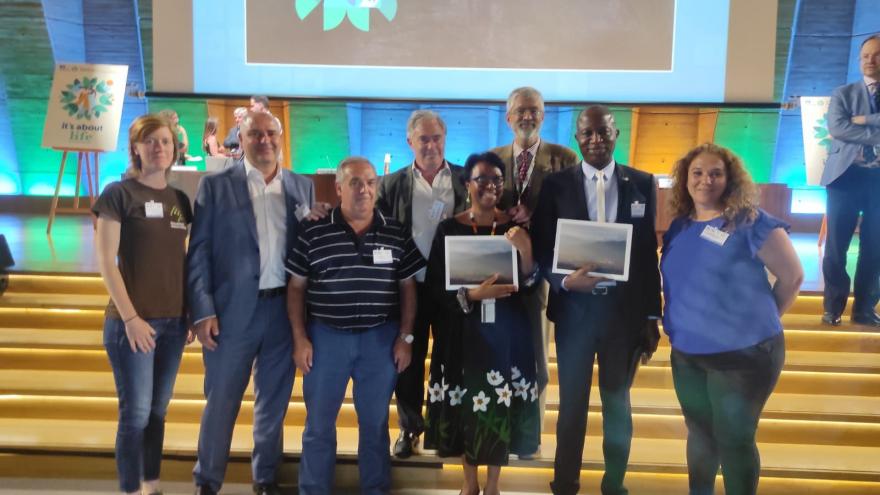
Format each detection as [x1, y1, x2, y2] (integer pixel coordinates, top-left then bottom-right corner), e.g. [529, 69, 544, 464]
[376, 110, 469, 458]
[187, 111, 318, 495]
[532, 105, 662, 495]
[491, 88, 579, 455]
[821, 34, 880, 327]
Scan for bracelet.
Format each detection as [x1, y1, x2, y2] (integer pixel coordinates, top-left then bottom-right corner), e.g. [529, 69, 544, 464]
[123, 315, 138, 323]
[456, 287, 474, 314]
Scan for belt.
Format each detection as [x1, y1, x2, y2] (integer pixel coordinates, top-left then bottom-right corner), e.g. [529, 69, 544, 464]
[257, 286, 286, 298]
[591, 286, 614, 296]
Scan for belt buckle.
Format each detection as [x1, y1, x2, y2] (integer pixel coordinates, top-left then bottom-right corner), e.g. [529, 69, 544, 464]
[591, 286, 609, 296]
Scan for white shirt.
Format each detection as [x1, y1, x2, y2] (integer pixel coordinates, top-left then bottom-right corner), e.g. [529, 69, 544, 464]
[411, 161, 454, 282]
[512, 139, 541, 195]
[582, 160, 618, 223]
[244, 158, 287, 289]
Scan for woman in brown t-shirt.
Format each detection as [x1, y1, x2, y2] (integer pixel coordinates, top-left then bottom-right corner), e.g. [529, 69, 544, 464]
[92, 114, 193, 495]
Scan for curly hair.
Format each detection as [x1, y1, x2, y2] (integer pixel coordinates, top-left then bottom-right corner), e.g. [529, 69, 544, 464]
[668, 143, 758, 228]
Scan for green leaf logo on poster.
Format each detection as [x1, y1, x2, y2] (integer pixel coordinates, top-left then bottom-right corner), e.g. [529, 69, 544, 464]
[295, 0, 397, 32]
[813, 114, 832, 152]
[59, 77, 115, 120]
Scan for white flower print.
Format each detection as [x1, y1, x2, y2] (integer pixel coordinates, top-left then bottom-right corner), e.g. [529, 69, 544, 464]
[530, 382, 539, 402]
[472, 390, 490, 412]
[511, 366, 522, 380]
[449, 385, 467, 406]
[513, 378, 529, 400]
[495, 383, 512, 407]
[428, 381, 444, 403]
[486, 369, 504, 386]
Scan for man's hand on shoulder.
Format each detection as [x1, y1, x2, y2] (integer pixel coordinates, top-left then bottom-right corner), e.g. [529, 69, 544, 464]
[306, 202, 332, 221]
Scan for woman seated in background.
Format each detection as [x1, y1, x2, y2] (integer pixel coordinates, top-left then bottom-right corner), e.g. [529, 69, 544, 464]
[202, 117, 225, 157]
[424, 151, 541, 495]
[92, 114, 194, 495]
[660, 143, 803, 495]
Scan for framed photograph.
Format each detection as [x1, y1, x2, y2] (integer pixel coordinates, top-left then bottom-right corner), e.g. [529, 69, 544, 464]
[445, 236, 519, 290]
[552, 219, 633, 281]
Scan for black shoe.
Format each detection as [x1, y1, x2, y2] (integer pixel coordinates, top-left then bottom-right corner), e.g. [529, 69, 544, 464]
[253, 482, 283, 495]
[393, 430, 419, 459]
[821, 312, 842, 326]
[852, 311, 880, 327]
[194, 486, 217, 495]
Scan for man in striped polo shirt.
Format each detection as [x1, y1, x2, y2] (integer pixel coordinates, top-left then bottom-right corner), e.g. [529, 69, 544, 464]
[286, 157, 425, 495]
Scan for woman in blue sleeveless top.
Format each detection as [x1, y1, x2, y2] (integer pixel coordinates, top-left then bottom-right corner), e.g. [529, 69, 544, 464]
[660, 143, 803, 495]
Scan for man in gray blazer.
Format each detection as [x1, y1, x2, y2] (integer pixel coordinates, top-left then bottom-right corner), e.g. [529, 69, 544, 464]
[491, 88, 579, 457]
[821, 34, 880, 327]
[187, 111, 317, 495]
[376, 110, 468, 458]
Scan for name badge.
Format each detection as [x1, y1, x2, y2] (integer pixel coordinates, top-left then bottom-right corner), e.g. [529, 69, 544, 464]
[631, 201, 646, 218]
[481, 298, 496, 323]
[294, 203, 311, 221]
[700, 225, 729, 246]
[429, 200, 446, 221]
[373, 248, 393, 264]
[144, 200, 164, 218]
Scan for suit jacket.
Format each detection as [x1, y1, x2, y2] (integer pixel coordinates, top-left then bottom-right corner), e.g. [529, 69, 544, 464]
[187, 162, 315, 333]
[222, 125, 240, 149]
[375, 162, 469, 227]
[822, 80, 880, 186]
[532, 163, 661, 328]
[491, 141, 579, 213]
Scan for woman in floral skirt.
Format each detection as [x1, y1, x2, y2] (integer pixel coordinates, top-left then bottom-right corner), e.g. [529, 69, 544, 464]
[424, 151, 541, 495]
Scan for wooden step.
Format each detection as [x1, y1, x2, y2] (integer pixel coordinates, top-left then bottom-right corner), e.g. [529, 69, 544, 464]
[6, 274, 105, 295]
[1, 418, 878, 482]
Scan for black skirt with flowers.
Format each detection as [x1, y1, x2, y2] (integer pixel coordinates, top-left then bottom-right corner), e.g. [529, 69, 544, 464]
[422, 219, 541, 466]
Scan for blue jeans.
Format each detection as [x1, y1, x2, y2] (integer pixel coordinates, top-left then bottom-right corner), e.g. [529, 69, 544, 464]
[299, 320, 399, 495]
[104, 316, 187, 493]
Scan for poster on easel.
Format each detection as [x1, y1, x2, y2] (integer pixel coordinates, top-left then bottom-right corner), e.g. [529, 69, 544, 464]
[799, 96, 832, 186]
[41, 63, 128, 151]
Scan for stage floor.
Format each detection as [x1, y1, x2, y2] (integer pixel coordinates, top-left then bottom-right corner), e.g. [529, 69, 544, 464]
[0, 212, 863, 294]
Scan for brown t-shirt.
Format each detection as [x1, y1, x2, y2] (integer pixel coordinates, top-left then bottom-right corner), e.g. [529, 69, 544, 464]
[92, 178, 192, 320]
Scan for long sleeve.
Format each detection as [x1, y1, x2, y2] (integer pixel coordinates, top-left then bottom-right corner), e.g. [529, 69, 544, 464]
[186, 176, 216, 322]
[827, 85, 880, 145]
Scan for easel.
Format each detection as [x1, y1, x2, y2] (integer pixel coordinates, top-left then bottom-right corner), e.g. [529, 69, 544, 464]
[47, 148, 101, 234]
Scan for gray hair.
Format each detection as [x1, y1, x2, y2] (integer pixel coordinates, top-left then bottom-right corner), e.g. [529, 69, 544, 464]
[406, 109, 446, 138]
[506, 86, 544, 113]
[335, 156, 375, 183]
[233, 107, 248, 118]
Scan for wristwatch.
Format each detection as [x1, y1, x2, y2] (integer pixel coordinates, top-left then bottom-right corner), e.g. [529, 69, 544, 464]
[399, 333, 414, 344]
[456, 286, 474, 314]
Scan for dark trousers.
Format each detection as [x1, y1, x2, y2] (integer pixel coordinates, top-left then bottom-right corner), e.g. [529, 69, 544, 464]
[551, 296, 641, 495]
[104, 317, 187, 493]
[193, 295, 295, 491]
[823, 165, 880, 315]
[670, 333, 785, 495]
[394, 282, 437, 435]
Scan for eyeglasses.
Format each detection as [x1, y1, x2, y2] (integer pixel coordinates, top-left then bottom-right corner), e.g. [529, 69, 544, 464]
[470, 175, 504, 187]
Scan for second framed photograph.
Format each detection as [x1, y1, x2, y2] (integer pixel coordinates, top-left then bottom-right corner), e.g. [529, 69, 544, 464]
[445, 236, 519, 290]
[551, 219, 633, 281]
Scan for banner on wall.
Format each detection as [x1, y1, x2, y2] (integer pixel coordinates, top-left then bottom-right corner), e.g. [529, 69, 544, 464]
[799, 96, 832, 186]
[41, 63, 128, 152]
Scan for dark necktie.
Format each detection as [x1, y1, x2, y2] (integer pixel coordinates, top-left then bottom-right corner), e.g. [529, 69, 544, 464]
[866, 83, 880, 163]
[517, 150, 532, 190]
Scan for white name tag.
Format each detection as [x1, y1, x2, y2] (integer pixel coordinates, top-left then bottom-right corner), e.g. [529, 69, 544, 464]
[631, 201, 646, 218]
[373, 248, 393, 264]
[144, 200, 164, 218]
[481, 298, 496, 323]
[429, 200, 446, 221]
[700, 225, 729, 246]
[294, 203, 311, 221]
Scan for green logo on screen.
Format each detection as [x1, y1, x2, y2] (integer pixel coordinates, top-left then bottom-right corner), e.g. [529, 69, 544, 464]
[60, 77, 115, 120]
[295, 0, 397, 32]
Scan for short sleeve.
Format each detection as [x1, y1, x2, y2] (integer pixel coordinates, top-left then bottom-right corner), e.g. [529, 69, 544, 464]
[744, 209, 790, 258]
[91, 181, 127, 222]
[286, 221, 314, 278]
[397, 231, 427, 280]
[661, 216, 687, 255]
[175, 189, 193, 224]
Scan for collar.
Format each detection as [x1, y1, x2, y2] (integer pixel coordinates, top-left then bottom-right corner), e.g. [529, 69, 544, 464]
[581, 159, 616, 182]
[412, 160, 450, 179]
[244, 157, 283, 184]
[513, 139, 541, 158]
[330, 206, 387, 229]
[865, 76, 879, 88]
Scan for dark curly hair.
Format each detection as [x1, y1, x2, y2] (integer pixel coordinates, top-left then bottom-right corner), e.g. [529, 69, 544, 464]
[462, 151, 506, 184]
[668, 143, 758, 228]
